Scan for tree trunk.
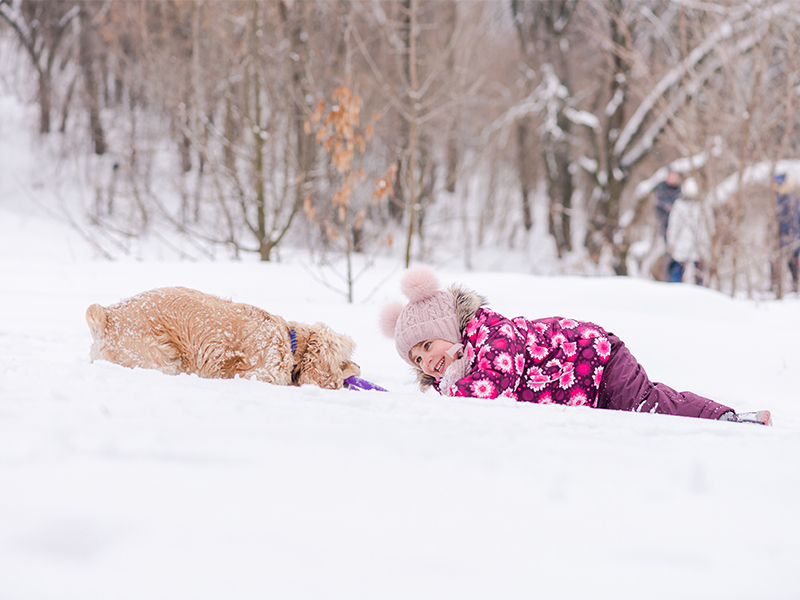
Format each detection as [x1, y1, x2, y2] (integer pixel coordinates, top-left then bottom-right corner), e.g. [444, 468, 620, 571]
[79, 6, 107, 156]
[403, 0, 420, 268]
[546, 131, 573, 256]
[223, 85, 238, 172]
[59, 74, 78, 134]
[37, 66, 52, 134]
[284, 0, 315, 217]
[548, 45, 574, 255]
[248, 1, 269, 262]
[180, 113, 192, 174]
[516, 119, 534, 231]
[446, 127, 458, 194]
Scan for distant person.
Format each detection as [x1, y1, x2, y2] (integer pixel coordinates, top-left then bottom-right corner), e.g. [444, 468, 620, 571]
[654, 169, 682, 242]
[379, 266, 772, 425]
[666, 177, 709, 285]
[773, 173, 800, 293]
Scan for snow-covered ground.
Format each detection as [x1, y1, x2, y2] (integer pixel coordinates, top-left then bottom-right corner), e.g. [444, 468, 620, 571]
[2, 99, 800, 600]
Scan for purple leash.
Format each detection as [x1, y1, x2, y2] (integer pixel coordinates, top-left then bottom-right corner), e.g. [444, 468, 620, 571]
[344, 376, 389, 392]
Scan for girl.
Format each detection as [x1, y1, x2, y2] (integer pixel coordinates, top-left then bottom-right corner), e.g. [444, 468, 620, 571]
[379, 266, 772, 425]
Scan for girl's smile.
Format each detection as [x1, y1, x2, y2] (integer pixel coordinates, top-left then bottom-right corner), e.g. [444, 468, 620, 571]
[410, 339, 458, 379]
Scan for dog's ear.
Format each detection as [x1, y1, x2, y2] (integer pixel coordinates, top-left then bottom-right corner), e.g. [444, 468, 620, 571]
[296, 324, 357, 389]
[86, 304, 107, 340]
[341, 360, 361, 380]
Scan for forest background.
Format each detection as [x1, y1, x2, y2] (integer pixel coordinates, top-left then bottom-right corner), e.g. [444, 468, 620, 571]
[1, 0, 799, 300]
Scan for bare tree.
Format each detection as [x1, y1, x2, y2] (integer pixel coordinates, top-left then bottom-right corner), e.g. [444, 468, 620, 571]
[4, 0, 800, 292]
[567, 1, 772, 275]
[304, 85, 396, 302]
[511, 0, 578, 255]
[351, 0, 487, 266]
[0, 0, 79, 133]
[78, 1, 107, 155]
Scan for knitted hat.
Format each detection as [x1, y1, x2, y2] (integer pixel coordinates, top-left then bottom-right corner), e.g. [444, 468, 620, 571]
[379, 266, 462, 367]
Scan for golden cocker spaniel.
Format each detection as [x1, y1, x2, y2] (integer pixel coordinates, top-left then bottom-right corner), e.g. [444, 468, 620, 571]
[86, 286, 360, 389]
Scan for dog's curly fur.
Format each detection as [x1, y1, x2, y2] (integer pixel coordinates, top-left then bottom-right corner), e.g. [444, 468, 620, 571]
[85, 286, 360, 389]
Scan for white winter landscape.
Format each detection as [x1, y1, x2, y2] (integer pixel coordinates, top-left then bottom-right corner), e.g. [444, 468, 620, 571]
[2, 107, 800, 599]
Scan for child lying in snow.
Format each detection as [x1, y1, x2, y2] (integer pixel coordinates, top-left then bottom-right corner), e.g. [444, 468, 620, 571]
[379, 266, 772, 425]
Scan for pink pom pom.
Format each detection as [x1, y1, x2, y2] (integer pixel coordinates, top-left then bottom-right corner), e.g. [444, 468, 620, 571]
[379, 302, 404, 338]
[401, 265, 440, 302]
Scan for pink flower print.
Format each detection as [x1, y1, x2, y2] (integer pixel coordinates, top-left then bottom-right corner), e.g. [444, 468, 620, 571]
[538, 391, 553, 404]
[559, 318, 578, 329]
[569, 388, 589, 406]
[499, 323, 516, 339]
[593, 366, 604, 388]
[471, 379, 497, 398]
[527, 366, 550, 391]
[514, 317, 528, 329]
[545, 358, 563, 371]
[466, 318, 481, 337]
[476, 326, 489, 346]
[478, 357, 491, 371]
[559, 365, 575, 389]
[581, 327, 600, 339]
[493, 337, 509, 351]
[465, 345, 476, 362]
[501, 388, 515, 400]
[562, 341, 577, 358]
[515, 353, 526, 375]
[594, 336, 611, 360]
[550, 331, 567, 347]
[529, 344, 549, 363]
[534, 322, 548, 335]
[494, 352, 513, 373]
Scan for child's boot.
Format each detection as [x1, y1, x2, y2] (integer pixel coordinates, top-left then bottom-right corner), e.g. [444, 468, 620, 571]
[719, 410, 773, 426]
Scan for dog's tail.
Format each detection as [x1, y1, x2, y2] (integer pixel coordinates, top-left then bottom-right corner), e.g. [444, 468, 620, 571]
[85, 304, 107, 340]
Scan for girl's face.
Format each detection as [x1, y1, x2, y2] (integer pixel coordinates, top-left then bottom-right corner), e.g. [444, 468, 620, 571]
[409, 339, 457, 380]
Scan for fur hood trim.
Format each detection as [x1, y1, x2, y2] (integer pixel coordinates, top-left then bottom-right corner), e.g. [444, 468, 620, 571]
[415, 283, 486, 391]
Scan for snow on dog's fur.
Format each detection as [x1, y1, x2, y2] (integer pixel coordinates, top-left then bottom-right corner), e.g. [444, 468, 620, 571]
[85, 286, 360, 389]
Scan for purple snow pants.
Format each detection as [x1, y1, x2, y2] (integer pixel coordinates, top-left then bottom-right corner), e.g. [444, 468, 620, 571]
[596, 334, 732, 420]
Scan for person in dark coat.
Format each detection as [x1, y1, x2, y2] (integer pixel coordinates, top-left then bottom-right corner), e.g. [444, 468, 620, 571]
[380, 266, 772, 425]
[654, 170, 683, 242]
[773, 173, 800, 293]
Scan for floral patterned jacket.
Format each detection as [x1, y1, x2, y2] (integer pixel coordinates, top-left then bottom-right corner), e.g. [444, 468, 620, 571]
[431, 306, 613, 406]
